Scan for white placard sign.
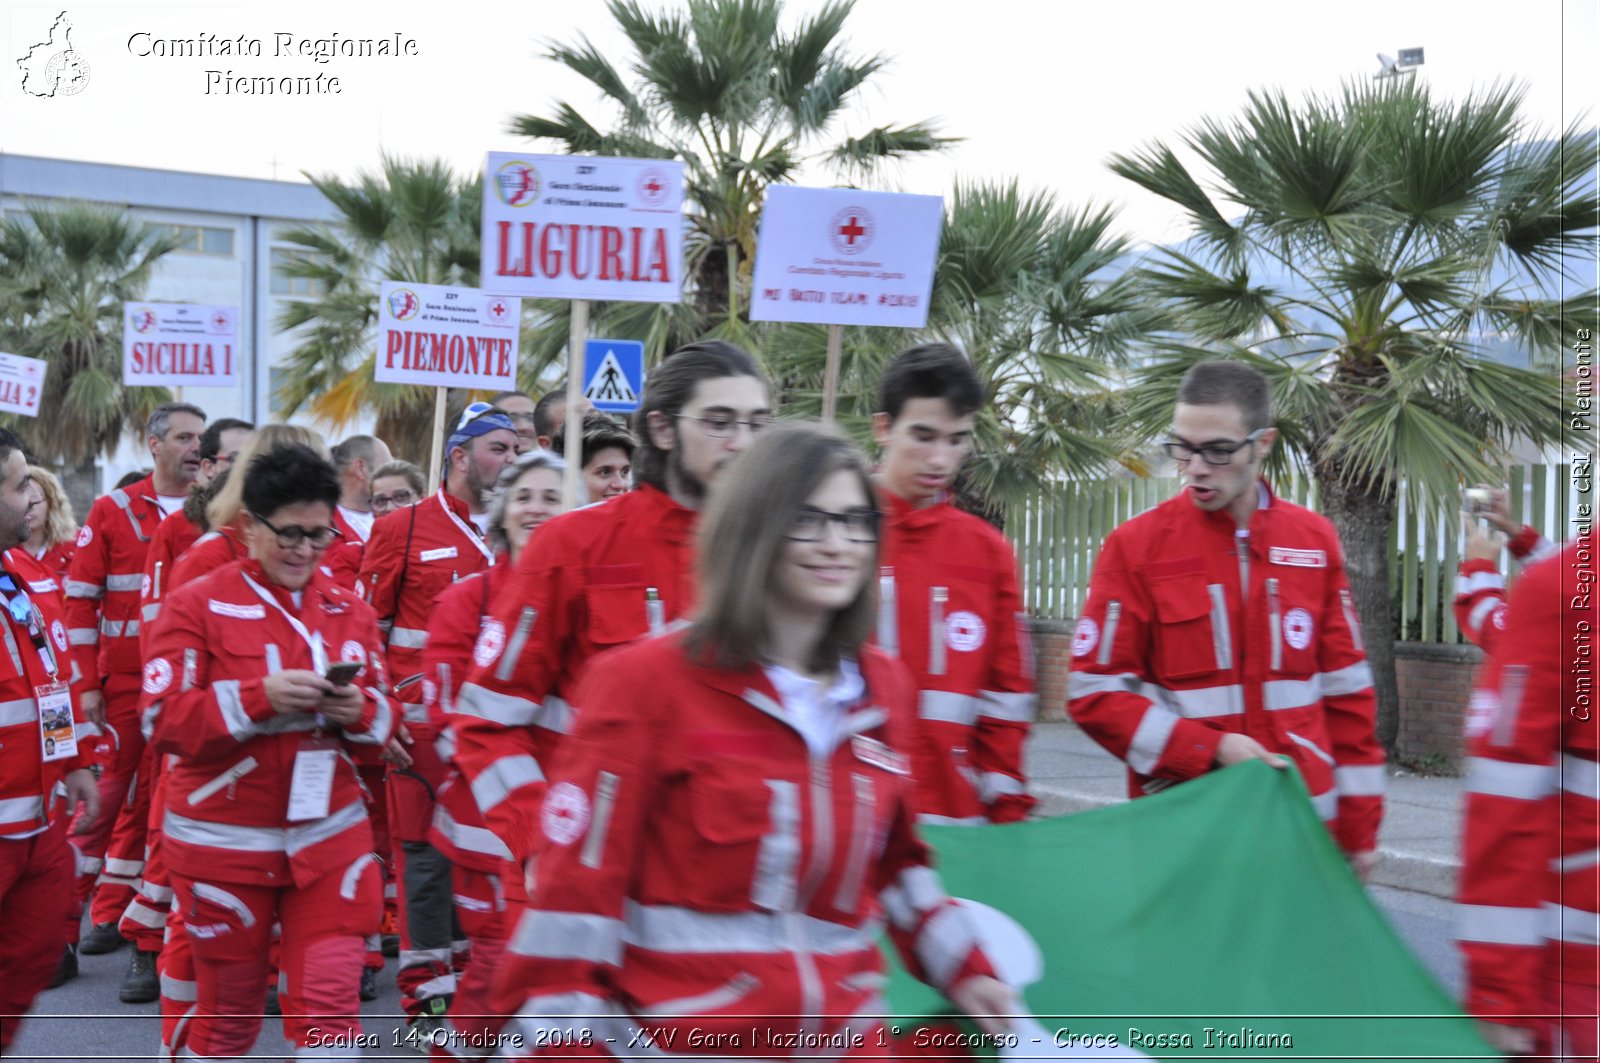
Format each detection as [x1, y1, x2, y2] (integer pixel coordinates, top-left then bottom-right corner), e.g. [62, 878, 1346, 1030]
[0, 352, 47, 417]
[481, 153, 686, 304]
[123, 303, 240, 388]
[376, 281, 521, 390]
[749, 186, 943, 328]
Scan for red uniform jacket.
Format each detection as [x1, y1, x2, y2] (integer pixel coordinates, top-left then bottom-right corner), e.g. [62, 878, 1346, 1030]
[358, 489, 495, 703]
[422, 564, 515, 872]
[137, 508, 204, 638]
[65, 474, 166, 682]
[0, 550, 91, 834]
[1068, 482, 1385, 853]
[24, 541, 75, 585]
[1455, 534, 1598, 1023]
[498, 635, 995, 1052]
[142, 558, 394, 888]
[322, 506, 367, 592]
[1453, 525, 1557, 654]
[877, 490, 1037, 823]
[455, 485, 697, 865]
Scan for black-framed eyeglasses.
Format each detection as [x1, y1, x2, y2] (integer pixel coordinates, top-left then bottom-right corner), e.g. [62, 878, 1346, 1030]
[784, 506, 882, 543]
[1162, 429, 1264, 466]
[252, 512, 342, 550]
[371, 490, 416, 511]
[676, 412, 776, 439]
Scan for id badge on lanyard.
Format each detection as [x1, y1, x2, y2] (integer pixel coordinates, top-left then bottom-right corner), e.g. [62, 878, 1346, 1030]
[37, 680, 76, 762]
[288, 733, 338, 821]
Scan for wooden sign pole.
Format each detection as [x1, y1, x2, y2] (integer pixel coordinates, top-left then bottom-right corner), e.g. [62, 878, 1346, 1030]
[821, 323, 844, 422]
[562, 299, 590, 509]
[427, 387, 448, 492]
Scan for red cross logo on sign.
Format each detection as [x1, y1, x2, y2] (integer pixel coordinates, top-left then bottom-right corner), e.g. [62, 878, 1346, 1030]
[828, 206, 874, 256]
[488, 300, 509, 322]
[637, 167, 670, 207]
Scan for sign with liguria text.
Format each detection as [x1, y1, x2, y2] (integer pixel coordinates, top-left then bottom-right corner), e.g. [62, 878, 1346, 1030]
[480, 153, 686, 304]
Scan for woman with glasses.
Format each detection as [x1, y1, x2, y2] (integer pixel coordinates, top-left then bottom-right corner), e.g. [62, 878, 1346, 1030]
[493, 422, 1014, 1058]
[369, 460, 425, 518]
[140, 443, 393, 1059]
[416, 449, 568, 1048]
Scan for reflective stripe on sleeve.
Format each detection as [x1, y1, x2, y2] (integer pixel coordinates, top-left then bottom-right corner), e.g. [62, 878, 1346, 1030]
[433, 806, 513, 861]
[918, 690, 977, 726]
[1561, 755, 1600, 799]
[65, 580, 105, 599]
[1127, 706, 1180, 775]
[977, 690, 1035, 723]
[0, 697, 37, 728]
[212, 680, 256, 742]
[1066, 670, 1143, 700]
[878, 865, 949, 932]
[507, 910, 623, 964]
[455, 684, 541, 728]
[1465, 757, 1556, 801]
[470, 755, 544, 815]
[1455, 571, 1505, 596]
[1467, 597, 1501, 633]
[69, 627, 99, 646]
[1309, 787, 1338, 821]
[388, 627, 428, 649]
[624, 902, 878, 956]
[1318, 661, 1375, 697]
[914, 903, 977, 990]
[1158, 683, 1243, 719]
[105, 573, 143, 591]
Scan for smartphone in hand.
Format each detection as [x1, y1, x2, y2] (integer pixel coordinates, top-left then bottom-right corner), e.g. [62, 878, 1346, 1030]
[324, 661, 363, 686]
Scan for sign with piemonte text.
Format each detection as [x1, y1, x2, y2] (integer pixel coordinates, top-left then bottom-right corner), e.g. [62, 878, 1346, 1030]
[749, 185, 943, 328]
[481, 152, 685, 304]
[0, 352, 47, 417]
[376, 281, 521, 390]
[123, 303, 240, 388]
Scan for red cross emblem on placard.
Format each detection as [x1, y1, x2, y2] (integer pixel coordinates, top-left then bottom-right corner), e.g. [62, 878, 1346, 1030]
[488, 300, 508, 322]
[828, 206, 874, 256]
[212, 312, 228, 329]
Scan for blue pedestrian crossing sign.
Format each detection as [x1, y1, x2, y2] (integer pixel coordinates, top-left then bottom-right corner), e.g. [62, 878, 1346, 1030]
[582, 339, 645, 413]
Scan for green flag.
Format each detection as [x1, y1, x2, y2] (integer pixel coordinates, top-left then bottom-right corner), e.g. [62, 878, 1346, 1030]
[888, 761, 1491, 1061]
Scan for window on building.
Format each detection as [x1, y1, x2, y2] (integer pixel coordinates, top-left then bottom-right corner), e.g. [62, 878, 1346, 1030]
[270, 247, 327, 297]
[162, 224, 235, 257]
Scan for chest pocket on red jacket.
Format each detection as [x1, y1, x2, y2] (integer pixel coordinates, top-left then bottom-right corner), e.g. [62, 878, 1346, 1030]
[584, 584, 649, 648]
[684, 760, 794, 911]
[930, 568, 993, 679]
[1266, 576, 1322, 676]
[1149, 575, 1221, 680]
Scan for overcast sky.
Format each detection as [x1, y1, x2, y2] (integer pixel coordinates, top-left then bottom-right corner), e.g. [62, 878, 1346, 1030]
[2, 0, 1595, 245]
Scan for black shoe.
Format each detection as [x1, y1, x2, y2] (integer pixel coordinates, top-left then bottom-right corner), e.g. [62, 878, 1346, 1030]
[47, 945, 78, 989]
[359, 966, 379, 1002]
[79, 921, 129, 956]
[380, 934, 400, 958]
[264, 989, 282, 1016]
[119, 948, 160, 1004]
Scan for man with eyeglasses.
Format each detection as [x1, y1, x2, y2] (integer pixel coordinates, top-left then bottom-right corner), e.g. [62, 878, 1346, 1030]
[454, 341, 770, 960]
[359, 403, 517, 1036]
[871, 343, 1037, 826]
[1068, 360, 1384, 878]
[490, 390, 540, 454]
[0, 426, 100, 1051]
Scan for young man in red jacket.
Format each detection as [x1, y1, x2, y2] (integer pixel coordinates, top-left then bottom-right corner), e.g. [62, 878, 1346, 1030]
[0, 429, 100, 1050]
[871, 344, 1037, 824]
[454, 341, 771, 874]
[359, 404, 516, 1033]
[1068, 360, 1385, 878]
[1455, 532, 1597, 1058]
[64, 402, 206, 968]
[327, 434, 392, 590]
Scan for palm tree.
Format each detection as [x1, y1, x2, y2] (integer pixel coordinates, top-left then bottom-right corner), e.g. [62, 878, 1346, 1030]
[274, 156, 567, 462]
[1109, 78, 1597, 748]
[0, 201, 181, 515]
[507, 0, 956, 332]
[763, 181, 1162, 522]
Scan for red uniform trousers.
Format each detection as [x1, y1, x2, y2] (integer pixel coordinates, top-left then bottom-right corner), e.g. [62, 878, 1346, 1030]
[1535, 979, 1599, 1061]
[355, 758, 392, 973]
[70, 672, 148, 931]
[0, 823, 76, 1050]
[171, 859, 382, 1058]
[120, 756, 174, 951]
[429, 863, 524, 1060]
[390, 717, 462, 1018]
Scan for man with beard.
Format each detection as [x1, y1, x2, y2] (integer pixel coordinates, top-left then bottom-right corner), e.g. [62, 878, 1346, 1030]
[0, 427, 100, 1051]
[359, 403, 516, 1035]
[453, 341, 770, 902]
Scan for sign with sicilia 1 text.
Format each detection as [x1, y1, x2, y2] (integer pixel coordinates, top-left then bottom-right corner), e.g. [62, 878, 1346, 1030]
[123, 303, 240, 388]
[0, 352, 47, 417]
[376, 281, 521, 390]
[481, 152, 686, 304]
[749, 185, 943, 328]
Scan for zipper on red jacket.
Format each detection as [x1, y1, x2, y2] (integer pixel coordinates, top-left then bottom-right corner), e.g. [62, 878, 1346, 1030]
[791, 753, 835, 1040]
[833, 773, 876, 910]
[1267, 578, 1282, 672]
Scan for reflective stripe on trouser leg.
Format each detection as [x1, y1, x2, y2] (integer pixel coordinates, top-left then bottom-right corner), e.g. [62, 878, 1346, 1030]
[276, 853, 381, 1054]
[433, 866, 511, 1059]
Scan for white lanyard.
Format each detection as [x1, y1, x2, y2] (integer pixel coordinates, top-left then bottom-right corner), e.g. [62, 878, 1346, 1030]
[240, 571, 329, 673]
[436, 489, 496, 566]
